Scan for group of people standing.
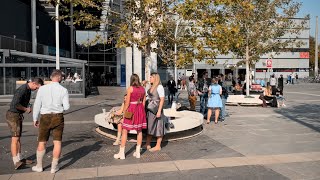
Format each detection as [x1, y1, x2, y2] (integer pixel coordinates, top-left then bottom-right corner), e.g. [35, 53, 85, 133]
[167, 71, 228, 124]
[196, 72, 228, 124]
[6, 70, 70, 173]
[111, 73, 167, 160]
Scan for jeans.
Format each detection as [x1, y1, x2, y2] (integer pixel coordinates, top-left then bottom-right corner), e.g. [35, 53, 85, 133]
[199, 93, 208, 115]
[220, 97, 227, 120]
[168, 92, 175, 104]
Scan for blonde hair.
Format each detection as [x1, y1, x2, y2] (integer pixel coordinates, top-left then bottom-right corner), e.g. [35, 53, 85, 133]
[150, 72, 161, 93]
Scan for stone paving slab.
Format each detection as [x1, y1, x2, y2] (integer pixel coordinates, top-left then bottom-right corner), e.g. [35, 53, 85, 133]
[10, 171, 54, 180]
[54, 167, 97, 180]
[0, 174, 11, 180]
[138, 161, 178, 174]
[174, 159, 213, 171]
[79, 165, 289, 180]
[4, 152, 320, 179]
[97, 164, 139, 177]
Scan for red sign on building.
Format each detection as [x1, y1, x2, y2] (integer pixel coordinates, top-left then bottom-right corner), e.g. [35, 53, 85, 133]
[300, 52, 309, 58]
[266, 59, 272, 68]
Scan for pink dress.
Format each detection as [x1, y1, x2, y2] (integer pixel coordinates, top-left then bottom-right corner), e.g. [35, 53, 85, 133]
[122, 86, 147, 131]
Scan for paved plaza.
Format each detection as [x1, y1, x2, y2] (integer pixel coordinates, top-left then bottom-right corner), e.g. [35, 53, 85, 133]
[0, 83, 320, 180]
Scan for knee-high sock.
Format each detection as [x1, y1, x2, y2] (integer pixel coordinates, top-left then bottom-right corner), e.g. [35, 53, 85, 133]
[36, 150, 46, 168]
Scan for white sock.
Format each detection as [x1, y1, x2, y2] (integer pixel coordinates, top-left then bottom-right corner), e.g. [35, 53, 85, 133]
[36, 150, 46, 168]
[12, 156, 19, 164]
[17, 153, 22, 161]
[52, 158, 59, 169]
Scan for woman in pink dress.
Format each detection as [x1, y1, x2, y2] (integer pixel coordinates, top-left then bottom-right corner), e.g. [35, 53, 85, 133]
[114, 74, 146, 160]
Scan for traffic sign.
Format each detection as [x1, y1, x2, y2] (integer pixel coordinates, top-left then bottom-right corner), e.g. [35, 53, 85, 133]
[266, 59, 272, 68]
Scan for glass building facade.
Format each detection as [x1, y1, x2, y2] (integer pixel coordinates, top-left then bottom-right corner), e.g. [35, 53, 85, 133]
[0, 50, 86, 97]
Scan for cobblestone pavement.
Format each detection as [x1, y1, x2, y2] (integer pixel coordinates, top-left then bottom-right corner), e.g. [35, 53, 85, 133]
[0, 83, 320, 180]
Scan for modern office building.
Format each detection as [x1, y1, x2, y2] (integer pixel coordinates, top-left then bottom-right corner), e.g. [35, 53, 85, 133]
[192, 18, 310, 80]
[0, 0, 86, 97]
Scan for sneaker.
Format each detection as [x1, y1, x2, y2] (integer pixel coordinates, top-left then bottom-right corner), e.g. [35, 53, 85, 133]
[51, 166, 59, 174]
[32, 166, 43, 172]
[14, 161, 24, 170]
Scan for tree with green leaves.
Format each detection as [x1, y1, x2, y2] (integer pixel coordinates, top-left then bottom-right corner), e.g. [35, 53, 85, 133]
[174, 0, 245, 65]
[227, 0, 308, 96]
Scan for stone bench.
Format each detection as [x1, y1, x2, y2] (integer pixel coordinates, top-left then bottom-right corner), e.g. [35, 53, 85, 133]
[226, 95, 263, 106]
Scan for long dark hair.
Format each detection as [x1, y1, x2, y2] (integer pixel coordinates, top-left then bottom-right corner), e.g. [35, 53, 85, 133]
[130, 74, 141, 87]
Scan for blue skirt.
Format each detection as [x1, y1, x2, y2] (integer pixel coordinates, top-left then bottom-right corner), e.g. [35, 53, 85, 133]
[207, 94, 222, 108]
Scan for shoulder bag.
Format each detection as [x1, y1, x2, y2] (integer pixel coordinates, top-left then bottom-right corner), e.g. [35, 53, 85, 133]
[124, 91, 143, 120]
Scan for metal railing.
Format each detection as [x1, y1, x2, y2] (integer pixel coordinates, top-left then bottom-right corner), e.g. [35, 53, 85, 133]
[0, 35, 45, 54]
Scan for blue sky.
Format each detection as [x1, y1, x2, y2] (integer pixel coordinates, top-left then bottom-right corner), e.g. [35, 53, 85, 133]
[297, 0, 320, 38]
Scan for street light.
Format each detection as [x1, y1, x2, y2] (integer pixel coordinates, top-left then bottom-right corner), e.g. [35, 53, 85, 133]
[174, 18, 181, 84]
[55, 0, 60, 69]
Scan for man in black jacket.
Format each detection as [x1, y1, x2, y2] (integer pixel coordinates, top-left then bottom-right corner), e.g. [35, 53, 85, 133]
[167, 76, 176, 105]
[278, 74, 284, 95]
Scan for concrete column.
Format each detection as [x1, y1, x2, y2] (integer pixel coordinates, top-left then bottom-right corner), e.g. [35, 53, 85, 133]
[31, 0, 37, 53]
[221, 68, 225, 75]
[116, 48, 121, 85]
[125, 47, 133, 88]
[3, 67, 5, 95]
[133, 44, 142, 79]
[151, 42, 157, 73]
[70, 2, 74, 59]
[235, 68, 239, 79]
[207, 68, 211, 78]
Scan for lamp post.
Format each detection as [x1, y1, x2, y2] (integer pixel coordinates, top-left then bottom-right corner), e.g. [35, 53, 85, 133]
[55, 0, 60, 69]
[174, 19, 181, 84]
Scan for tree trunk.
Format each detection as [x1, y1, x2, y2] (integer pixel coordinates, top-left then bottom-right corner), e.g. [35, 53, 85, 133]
[245, 45, 250, 96]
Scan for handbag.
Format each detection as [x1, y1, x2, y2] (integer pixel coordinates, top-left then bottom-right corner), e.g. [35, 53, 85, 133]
[147, 100, 159, 114]
[124, 111, 133, 119]
[124, 92, 143, 120]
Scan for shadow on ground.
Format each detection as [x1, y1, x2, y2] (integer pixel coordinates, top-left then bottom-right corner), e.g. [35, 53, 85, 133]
[274, 104, 320, 132]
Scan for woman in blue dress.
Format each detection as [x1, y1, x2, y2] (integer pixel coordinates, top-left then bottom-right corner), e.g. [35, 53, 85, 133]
[207, 77, 223, 124]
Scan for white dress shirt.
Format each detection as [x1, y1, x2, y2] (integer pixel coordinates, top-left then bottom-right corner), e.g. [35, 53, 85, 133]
[33, 82, 70, 121]
[270, 78, 277, 86]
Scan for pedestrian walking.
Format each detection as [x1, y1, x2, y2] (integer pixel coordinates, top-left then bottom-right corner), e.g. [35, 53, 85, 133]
[145, 73, 166, 152]
[32, 70, 70, 173]
[6, 78, 43, 170]
[287, 74, 291, 84]
[167, 76, 176, 105]
[114, 74, 146, 160]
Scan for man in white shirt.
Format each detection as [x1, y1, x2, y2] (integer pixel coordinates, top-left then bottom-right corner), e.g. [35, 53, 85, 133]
[269, 74, 277, 95]
[32, 70, 70, 174]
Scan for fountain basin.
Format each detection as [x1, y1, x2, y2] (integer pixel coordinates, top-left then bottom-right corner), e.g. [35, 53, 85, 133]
[95, 109, 204, 141]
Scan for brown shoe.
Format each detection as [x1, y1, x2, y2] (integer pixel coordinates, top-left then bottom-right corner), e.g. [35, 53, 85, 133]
[14, 161, 24, 170]
[21, 159, 34, 165]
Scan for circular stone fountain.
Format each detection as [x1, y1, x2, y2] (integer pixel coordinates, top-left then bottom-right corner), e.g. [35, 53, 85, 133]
[95, 108, 204, 142]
